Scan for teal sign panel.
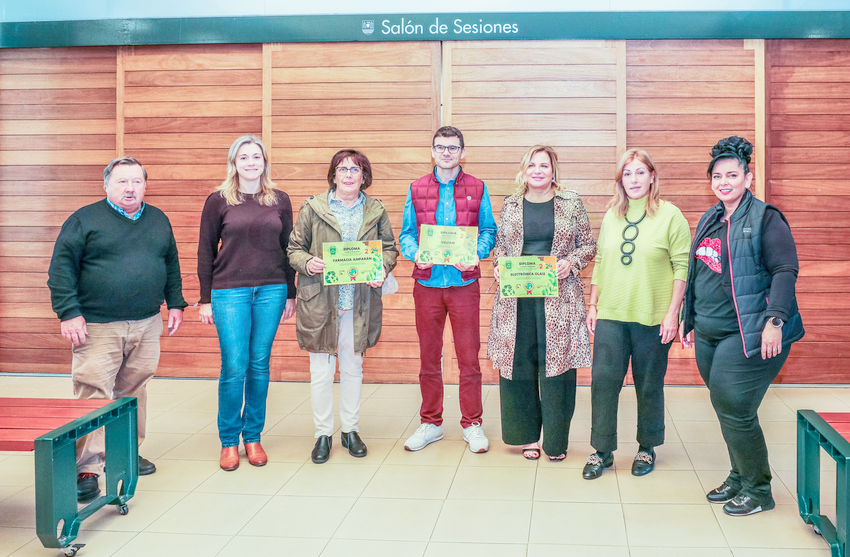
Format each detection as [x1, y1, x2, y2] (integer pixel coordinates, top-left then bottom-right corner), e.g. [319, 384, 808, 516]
[1, 11, 849, 48]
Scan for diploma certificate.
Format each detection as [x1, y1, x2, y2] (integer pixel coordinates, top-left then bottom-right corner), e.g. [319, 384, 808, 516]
[498, 256, 559, 298]
[322, 241, 384, 286]
[417, 225, 478, 266]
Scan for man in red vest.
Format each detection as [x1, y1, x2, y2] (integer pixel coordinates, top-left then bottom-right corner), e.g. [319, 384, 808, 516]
[399, 126, 497, 453]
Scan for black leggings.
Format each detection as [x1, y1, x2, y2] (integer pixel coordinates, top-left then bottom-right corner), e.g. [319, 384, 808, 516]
[500, 297, 577, 457]
[590, 319, 672, 453]
[695, 326, 789, 501]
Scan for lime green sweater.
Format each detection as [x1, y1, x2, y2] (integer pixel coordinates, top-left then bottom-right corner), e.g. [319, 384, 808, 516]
[591, 197, 691, 326]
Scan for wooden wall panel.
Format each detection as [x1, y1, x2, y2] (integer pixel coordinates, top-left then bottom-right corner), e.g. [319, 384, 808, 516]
[624, 40, 756, 384]
[446, 40, 621, 385]
[0, 46, 117, 374]
[270, 41, 440, 383]
[768, 39, 850, 383]
[2, 39, 850, 385]
[120, 44, 263, 378]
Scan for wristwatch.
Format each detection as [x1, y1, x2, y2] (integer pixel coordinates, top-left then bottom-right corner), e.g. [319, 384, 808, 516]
[768, 316, 784, 328]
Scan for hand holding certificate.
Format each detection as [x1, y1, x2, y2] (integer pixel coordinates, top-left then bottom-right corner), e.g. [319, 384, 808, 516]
[322, 240, 384, 286]
[418, 224, 478, 266]
[498, 256, 559, 298]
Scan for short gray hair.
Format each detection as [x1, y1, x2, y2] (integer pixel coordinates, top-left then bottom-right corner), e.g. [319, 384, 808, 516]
[104, 156, 147, 183]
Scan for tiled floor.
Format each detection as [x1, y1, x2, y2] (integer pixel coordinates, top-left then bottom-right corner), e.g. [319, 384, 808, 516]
[0, 375, 841, 556]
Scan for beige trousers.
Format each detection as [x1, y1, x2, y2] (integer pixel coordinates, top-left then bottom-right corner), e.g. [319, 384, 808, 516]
[72, 314, 162, 474]
[309, 309, 363, 437]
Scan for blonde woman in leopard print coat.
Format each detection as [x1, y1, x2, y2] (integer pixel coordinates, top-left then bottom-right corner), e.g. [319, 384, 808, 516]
[488, 145, 596, 461]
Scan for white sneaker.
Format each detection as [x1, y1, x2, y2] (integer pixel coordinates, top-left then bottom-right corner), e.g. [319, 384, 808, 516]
[463, 422, 489, 453]
[404, 423, 443, 451]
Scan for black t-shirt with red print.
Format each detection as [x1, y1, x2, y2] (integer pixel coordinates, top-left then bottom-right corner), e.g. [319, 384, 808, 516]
[693, 220, 738, 336]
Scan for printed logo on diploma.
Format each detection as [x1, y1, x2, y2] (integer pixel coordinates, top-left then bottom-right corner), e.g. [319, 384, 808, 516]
[418, 224, 478, 266]
[499, 256, 558, 297]
[322, 240, 383, 286]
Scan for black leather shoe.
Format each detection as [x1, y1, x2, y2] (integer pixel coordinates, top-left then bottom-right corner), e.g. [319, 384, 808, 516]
[311, 435, 332, 464]
[77, 473, 100, 503]
[706, 482, 740, 504]
[631, 449, 655, 476]
[341, 431, 367, 458]
[723, 493, 775, 516]
[582, 452, 614, 480]
[139, 456, 157, 476]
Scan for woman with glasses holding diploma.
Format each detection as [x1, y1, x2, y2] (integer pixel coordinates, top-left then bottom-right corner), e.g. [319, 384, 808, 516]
[287, 149, 398, 464]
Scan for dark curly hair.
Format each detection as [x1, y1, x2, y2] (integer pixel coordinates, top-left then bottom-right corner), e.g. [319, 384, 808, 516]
[707, 136, 753, 177]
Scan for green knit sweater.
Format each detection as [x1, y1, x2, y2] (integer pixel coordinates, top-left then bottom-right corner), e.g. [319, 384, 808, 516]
[48, 200, 187, 323]
[590, 197, 691, 326]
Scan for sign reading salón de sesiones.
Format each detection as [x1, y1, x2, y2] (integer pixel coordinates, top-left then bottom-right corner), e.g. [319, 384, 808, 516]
[367, 16, 520, 37]
[3, 10, 850, 49]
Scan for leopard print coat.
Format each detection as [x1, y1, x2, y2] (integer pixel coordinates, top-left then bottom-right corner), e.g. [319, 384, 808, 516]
[487, 190, 596, 379]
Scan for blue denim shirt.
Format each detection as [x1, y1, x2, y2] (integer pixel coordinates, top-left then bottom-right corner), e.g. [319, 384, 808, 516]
[328, 190, 365, 310]
[399, 168, 497, 288]
[106, 198, 145, 221]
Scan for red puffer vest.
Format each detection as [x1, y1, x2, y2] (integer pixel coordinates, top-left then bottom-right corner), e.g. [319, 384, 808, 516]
[410, 168, 484, 281]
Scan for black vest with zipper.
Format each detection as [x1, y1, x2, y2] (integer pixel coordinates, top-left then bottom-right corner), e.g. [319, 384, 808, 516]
[685, 191, 804, 358]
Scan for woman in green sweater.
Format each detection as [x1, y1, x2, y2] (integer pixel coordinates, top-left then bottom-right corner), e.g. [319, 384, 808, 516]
[582, 149, 691, 480]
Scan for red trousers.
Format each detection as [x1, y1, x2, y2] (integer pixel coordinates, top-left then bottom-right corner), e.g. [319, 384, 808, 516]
[413, 281, 483, 428]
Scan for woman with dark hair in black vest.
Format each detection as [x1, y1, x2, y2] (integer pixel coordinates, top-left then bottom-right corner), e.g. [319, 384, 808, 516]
[680, 136, 804, 516]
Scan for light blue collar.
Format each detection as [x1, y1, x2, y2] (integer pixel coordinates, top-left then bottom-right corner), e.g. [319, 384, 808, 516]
[106, 198, 145, 221]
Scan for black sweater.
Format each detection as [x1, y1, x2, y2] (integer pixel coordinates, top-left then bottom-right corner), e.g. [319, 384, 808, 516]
[48, 200, 187, 323]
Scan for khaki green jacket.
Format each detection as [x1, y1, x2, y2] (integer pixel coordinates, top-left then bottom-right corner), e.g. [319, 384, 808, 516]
[287, 190, 398, 354]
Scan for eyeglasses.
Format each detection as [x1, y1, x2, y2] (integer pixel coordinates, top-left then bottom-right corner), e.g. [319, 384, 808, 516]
[433, 145, 461, 154]
[335, 166, 362, 176]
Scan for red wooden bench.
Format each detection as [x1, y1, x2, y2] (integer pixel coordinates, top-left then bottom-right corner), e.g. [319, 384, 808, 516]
[0, 397, 139, 556]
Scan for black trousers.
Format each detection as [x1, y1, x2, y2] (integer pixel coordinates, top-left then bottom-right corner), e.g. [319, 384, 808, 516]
[695, 326, 789, 501]
[500, 297, 576, 457]
[590, 319, 671, 453]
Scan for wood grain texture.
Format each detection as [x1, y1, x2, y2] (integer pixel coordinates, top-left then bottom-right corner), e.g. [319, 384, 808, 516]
[122, 51, 262, 72]
[275, 42, 433, 68]
[125, 70, 262, 87]
[767, 39, 850, 381]
[2, 39, 849, 385]
[453, 65, 617, 82]
[0, 47, 120, 377]
[628, 97, 754, 115]
[0, 74, 116, 89]
[453, 46, 617, 66]
[272, 66, 432, 84]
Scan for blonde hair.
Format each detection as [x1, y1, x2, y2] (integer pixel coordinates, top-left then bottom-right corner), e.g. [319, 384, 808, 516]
[515, 145, 562, 196]
[608, 149, 661, 219]
[217, 135, 278, 206]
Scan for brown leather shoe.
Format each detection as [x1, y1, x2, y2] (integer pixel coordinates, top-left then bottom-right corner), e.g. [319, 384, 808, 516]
[244, 442, 268, 467]
[220, 446, 239, 471]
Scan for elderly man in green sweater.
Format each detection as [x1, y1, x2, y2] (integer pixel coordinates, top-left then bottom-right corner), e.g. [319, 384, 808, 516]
[47, 156, 187, 503]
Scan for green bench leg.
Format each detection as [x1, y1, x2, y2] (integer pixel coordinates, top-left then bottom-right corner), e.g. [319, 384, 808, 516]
[838, 456, 850, 557]
[34, 435, 82, 549]
[797, 410, 849, 557]
[103, 402, 139, 509]
[798, 411, 822, 519]
[33, 399, 139, 551]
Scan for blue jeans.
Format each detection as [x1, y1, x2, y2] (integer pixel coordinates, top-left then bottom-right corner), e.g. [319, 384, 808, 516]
[212, 284, 286, 448]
